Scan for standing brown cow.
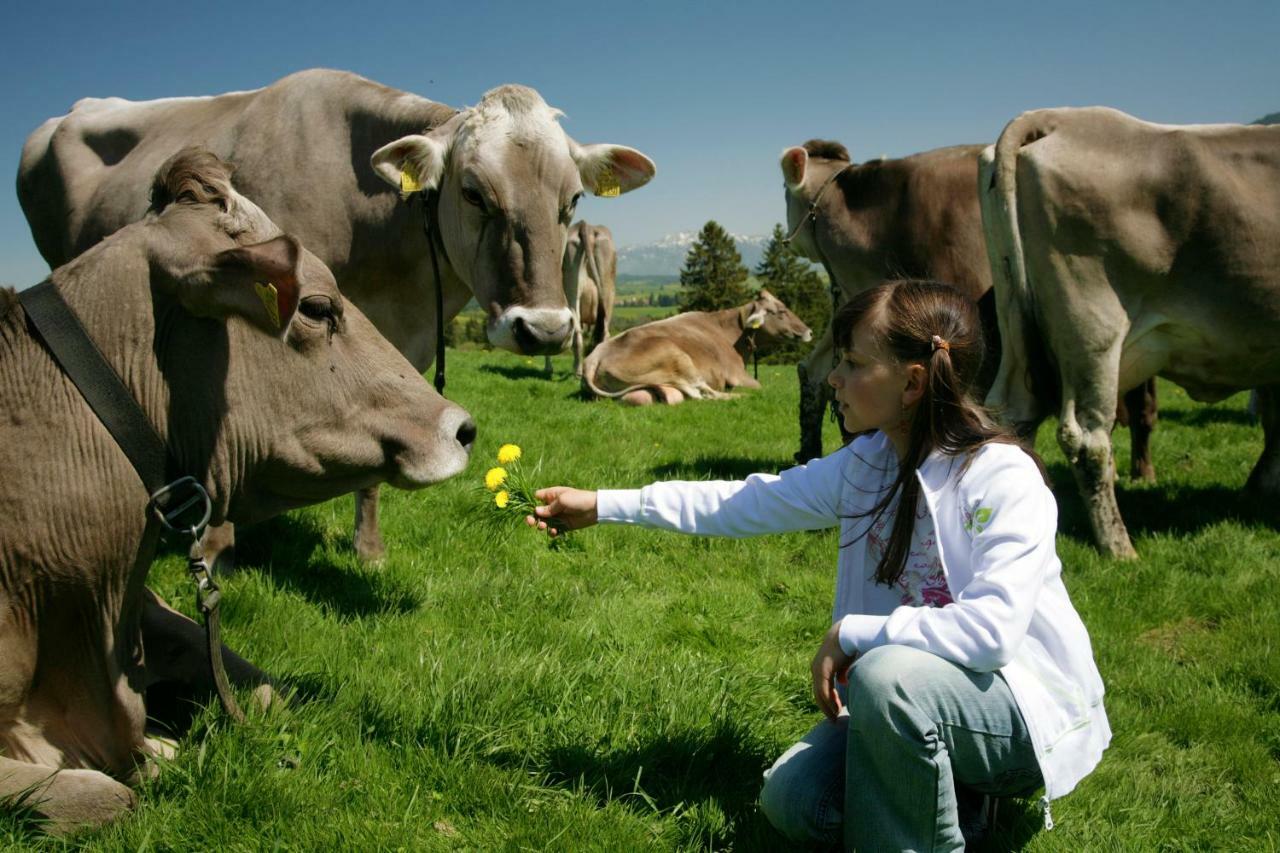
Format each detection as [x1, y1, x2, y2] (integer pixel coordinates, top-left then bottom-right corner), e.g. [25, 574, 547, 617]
[781, 139, 1157, 474]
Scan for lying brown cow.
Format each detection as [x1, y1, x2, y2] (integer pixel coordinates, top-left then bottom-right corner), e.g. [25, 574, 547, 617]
[0, 150, 474, 832]
[581, 290, 811, 405]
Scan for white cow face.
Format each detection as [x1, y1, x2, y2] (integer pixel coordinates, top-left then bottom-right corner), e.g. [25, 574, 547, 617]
[372, 86, 655, 356]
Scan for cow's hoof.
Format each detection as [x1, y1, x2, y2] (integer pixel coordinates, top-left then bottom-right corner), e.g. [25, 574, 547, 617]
[28, 769, 136, 835]
[795, 445, 822, 465]
[1130, 464, 1156, 484]
[354, 536, 386, 565]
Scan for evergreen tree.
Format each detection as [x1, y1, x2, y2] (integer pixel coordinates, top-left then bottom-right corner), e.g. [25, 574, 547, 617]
[679, 221, 750, 312]
[754, 223, 832, 362]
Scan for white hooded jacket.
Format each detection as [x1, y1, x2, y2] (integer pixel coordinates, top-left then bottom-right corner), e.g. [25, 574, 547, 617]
[597, 432, 1109, 804]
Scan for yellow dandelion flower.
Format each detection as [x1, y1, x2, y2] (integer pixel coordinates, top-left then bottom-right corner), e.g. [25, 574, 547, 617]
[497, 444, 522, 465]
[494, 490, 510, 509]
[484, 467, 507, 491]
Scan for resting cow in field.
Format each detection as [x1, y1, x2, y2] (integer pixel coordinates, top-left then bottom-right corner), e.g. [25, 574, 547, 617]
[780, 139, 1158, 473]
[546, 220, 617, 376]
[981, 107, 1280, 558]
[0, 150, 474, 832]
[581, 289, 811, 405]
[18, 68, 654, 564]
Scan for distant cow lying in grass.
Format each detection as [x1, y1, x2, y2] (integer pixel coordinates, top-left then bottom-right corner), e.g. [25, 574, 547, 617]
[581, 289, 811, 405]
[0, 149, 475, 833]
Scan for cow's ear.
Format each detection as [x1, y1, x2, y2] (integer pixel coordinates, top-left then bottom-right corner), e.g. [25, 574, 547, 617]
[781, 147, 808, 190]
[573, 144, 656, 197]
[371, 135, 447, 196]
[740, 304, 766, 330]
[187, 235, 302, 336]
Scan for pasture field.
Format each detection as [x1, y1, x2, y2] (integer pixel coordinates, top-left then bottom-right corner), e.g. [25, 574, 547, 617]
[5, 350, 1279, 851]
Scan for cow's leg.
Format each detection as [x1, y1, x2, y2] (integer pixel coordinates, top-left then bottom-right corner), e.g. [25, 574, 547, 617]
[1245, 384, 1280, 504]
[1056, 351, 1137, 560]
[0, 757, 135, 835]
[141, 590, 273, 694]
[572, 320, 585, 378]
[352, 485, 385, 563]
[797, 326, 834, 463]
[140, 589, 274, 737]
[1125, 379, 1158, 483]
[543, 354, 553, 377]
[200, 522, 237, 574]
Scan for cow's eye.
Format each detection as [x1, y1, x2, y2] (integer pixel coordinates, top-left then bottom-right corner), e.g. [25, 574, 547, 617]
[461, 187, 485, 209]
[298, 295, 341, 338]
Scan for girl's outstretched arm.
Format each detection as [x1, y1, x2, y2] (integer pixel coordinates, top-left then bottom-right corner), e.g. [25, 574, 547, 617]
[526, 487, 597, 535]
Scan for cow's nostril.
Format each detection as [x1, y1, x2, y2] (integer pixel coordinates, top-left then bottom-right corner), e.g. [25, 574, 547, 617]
[456, 417, 477, 451]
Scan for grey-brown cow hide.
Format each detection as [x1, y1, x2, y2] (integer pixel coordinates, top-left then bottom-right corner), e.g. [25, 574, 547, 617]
[981, 107, 1280, 558]
[0, 150, 473, 833]
[18, 68, 654, 563]
[582, 290, 811, 405]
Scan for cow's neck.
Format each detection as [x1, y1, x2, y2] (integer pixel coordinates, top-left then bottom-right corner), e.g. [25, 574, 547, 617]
[48, 246, 235, 527]
[707, 307, 761, 363]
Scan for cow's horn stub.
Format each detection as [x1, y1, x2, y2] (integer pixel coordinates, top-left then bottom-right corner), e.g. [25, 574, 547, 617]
[150, 147, 236, 213]
[801, 139, 851, 162]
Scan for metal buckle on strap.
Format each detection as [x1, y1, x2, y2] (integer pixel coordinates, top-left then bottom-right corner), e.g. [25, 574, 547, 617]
[149, 476, 212, 535]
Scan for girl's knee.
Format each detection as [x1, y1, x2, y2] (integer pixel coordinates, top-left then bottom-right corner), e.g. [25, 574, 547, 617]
[759, 767, 841, 844]
[848, 645, 936, 729]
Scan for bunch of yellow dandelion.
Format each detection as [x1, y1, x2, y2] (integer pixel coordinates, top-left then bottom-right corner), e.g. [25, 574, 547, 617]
[475, 443, 568, 543]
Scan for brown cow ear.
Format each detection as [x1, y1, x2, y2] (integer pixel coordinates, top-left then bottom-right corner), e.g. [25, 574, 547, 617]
[573, 143, 656, 197]
[780, 147, 807, 189]
[371, 134, 446, 197]
[195, 235, 302, 335]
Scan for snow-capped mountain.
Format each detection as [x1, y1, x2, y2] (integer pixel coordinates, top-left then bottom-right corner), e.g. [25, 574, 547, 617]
[617, 232, 770, 278]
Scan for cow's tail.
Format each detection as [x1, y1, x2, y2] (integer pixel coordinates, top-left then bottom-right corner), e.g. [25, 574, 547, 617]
[580, 345, 659, 402]
[982, 111, 1058, 431]
[583, 228, 608, 347]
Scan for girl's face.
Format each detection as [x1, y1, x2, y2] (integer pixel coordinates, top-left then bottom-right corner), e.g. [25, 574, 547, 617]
[826, 316, 920, 445]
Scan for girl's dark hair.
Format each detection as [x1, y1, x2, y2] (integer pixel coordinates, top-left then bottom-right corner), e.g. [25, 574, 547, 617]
[833, 280, 1044, 587]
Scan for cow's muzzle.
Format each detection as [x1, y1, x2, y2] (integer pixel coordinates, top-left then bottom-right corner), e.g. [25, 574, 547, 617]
[489, 307, 573, 356]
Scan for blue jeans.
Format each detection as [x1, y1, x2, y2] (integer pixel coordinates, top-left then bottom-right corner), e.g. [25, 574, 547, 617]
[759, 645, 1043, 851]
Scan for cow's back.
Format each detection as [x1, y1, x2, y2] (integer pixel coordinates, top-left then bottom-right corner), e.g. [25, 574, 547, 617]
[1009, 108, 1280, 388]
[829, 144, 991, 302]
[19, 69, 452, 283]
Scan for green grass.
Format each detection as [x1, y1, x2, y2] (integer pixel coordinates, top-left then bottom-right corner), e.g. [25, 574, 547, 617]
[5, 353, 1279, 850]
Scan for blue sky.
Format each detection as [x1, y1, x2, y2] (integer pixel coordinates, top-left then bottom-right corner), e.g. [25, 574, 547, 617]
[2, 0, 1276, 284]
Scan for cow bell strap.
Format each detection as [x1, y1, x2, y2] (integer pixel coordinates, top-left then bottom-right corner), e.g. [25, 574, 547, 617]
[20, 280, 171, 491]
[18, 279, 245, 724]
[420, 190, 447, 394]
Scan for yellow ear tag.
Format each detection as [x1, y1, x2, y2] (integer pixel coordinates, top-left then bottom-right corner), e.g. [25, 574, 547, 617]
[748, 315, 764, 329]
[254, 281, 281, 329]
[595, 167, 621, 198]
[399, 164, 423, 199]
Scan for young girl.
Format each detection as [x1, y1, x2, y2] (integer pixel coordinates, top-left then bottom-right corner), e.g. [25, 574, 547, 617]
[527, 280, 1109, 850]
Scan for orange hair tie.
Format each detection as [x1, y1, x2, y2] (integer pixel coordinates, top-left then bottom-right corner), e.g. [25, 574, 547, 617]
[931, 335, 950, 353]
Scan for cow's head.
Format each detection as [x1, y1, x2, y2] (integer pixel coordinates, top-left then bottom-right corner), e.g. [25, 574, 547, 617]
[370, 85, 655, 355]
[138, 148, 475, 522]
[779, 139, 852, 262]
[741, 289, 812, 349]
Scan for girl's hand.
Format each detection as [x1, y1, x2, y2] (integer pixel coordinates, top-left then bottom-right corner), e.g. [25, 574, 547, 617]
[525, 487, 598, 536]
[811, 621, 855, 723]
